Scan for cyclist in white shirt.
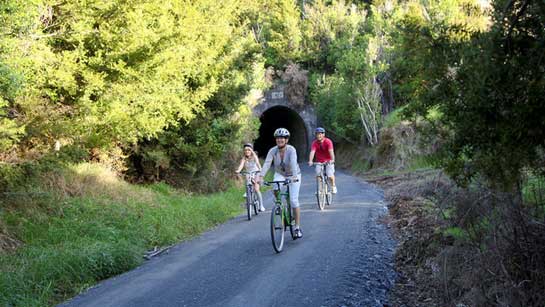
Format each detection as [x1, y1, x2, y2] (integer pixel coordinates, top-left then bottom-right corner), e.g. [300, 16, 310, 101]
[258, 128, 303, 238]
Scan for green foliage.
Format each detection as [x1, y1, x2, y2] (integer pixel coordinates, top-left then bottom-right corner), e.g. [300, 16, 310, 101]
[0, 0, 38, 151]
[0, 0, 267, 191]
[382, 105, 407, 128]
[301, 0, 365, 71]
[522, 173, 545, 208]
[31, 0, 259, 146]
[253, 0, 303, 68]
[442, 226, 469, 241]
[0, 96, 24, 151]
[311, 74, 362, 141]
[389, 0, 488, 108]
[304, 0, 389, 144]
[401, 0, 545, 190]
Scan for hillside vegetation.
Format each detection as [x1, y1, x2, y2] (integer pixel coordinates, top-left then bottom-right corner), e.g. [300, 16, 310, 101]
[1, 0, 544, 306]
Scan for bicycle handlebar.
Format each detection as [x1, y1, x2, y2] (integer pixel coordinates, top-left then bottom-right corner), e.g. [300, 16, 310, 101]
[263, 178, 299, 186]
[237, 171, 261, 175]
[311, 161, 334, 166]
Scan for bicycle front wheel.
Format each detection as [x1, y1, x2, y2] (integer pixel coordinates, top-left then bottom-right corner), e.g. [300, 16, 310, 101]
[316, 178, 325, 210]
[252, 192, 259, 215]
[246, 186, 252, 220]
[270, 204, 285, 253]
[325, 181, 333, 206]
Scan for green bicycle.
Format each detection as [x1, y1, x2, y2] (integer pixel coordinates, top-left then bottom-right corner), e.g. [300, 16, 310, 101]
[264, 179, 297, 253]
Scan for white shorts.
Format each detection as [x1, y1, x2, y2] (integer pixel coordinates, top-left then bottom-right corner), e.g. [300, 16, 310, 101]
[315, 163, 335, 177]
[272, 173, 302, 208]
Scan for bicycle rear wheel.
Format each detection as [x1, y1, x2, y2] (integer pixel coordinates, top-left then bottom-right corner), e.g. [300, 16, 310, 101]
[246, 186, 252, 220]
[316, 178, 325, 210]
[270, 204, 285, 253]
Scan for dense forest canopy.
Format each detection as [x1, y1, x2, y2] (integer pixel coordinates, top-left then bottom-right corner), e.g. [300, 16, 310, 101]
[1, 0, 544, 192]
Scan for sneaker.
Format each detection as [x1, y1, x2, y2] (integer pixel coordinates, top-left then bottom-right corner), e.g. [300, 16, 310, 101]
[332, 186, 337, 194]
[259, 206, 266, 212]
[294, 228, 303, 239]
[243, 192, 247, 198]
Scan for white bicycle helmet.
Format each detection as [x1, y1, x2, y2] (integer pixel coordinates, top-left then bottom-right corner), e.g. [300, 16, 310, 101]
[273, 128, 290, 138]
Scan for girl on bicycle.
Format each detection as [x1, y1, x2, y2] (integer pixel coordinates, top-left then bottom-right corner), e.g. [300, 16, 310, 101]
[235, 143, 265, 212]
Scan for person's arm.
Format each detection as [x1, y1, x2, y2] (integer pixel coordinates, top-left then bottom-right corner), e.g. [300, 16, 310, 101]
[289, 147, 298, 180]
[253, 152, 262, 170]
[328, 149, 335, 163]
[235, 158, 245, 173]
[327, 139, 335, 163]
[308, 150, 316, 166]
[308, 141, 317, 166]
[259, 149, 274, 181]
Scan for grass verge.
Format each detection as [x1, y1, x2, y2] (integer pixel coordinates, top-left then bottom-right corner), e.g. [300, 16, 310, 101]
[0, 163, 243, 306]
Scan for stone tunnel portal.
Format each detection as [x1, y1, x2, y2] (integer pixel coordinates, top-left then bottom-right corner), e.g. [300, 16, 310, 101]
[254, 106, 308, 162]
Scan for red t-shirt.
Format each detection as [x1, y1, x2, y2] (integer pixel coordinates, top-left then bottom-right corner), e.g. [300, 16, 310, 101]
[311, 138, 334, 163]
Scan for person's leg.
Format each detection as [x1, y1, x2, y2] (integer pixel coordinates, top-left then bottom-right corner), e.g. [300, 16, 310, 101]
[329, 175, 336, 188]
[244, 174, 252, 197]
[254, 182, 265, 211]
[289, 174, 303, 237]
[315, 164, 322, 181]
[272, 173, 284, 202]
[326, 164, 337, 193]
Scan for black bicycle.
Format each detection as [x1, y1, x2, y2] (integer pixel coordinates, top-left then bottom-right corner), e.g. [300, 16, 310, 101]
[239, 171, 261, 220]
[313, 162, 333, 210]
[264, 179, 297, 253]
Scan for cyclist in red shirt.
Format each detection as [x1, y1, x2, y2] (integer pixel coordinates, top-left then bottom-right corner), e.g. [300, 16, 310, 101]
[308, 127, 337, 194]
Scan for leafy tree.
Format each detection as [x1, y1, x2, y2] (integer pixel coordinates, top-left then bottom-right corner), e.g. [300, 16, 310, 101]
[388, 0, 488, 109]
[0, 0, 266, 191]
[305, 0, 389, 144]
[416, 0, 545, 190]
[0, 0, 43, 152]
[0, 63, 24, 151]
[250, 0, 303, 68]
[301, 0, 364, 71]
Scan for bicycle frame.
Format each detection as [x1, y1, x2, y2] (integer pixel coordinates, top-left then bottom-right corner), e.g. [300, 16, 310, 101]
[267, 181, 293, 227]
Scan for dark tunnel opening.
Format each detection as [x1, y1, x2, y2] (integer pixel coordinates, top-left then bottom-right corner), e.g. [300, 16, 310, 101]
[254, 106, 308, 162]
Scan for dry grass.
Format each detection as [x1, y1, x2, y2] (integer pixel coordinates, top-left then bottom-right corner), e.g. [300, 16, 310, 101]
[370, 171, 452, 307]
[376, 122, 419, 170]
[40, 163, 156, 205]
[280, 63, 308, 108]
[373, 170, 545, 307]
[0, 220, 21, 253]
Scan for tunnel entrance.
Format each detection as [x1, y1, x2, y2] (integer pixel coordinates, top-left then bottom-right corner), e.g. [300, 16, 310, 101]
[254, 106, 308, 162]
